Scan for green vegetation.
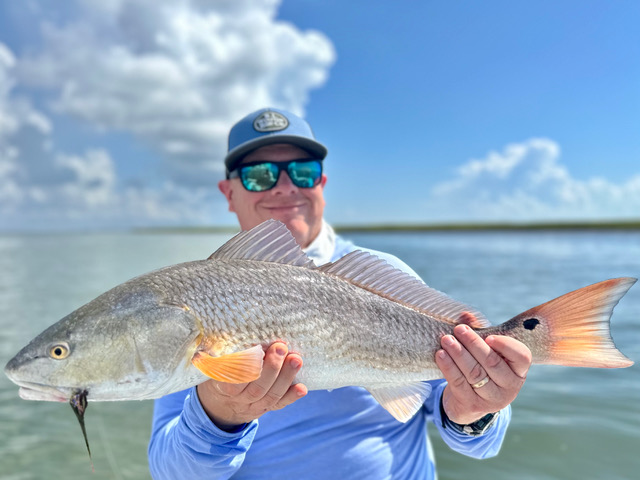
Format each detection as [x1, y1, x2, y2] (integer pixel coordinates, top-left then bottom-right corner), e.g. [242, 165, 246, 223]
[131, 219, 640, 235]
[132, 226, 240, 235]
[334, 220, 640, 233]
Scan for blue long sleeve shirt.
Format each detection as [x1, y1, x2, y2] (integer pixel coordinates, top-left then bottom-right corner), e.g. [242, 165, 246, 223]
[148, 223, 511, 479]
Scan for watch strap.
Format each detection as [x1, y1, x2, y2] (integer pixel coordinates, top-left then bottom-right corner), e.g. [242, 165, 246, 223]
[439, 394, 500, 437]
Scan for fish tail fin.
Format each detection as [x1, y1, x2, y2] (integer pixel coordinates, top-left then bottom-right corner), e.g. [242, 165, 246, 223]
[500, 277, 635, 368]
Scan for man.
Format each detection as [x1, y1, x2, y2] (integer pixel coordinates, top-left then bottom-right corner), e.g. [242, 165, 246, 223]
[148, 108, 532, 479]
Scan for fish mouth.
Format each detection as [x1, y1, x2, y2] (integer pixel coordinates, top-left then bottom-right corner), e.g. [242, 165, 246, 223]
[13, 381, 74, 403]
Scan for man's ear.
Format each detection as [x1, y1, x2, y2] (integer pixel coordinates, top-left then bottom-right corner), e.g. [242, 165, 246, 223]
[218, 179, 235, 213]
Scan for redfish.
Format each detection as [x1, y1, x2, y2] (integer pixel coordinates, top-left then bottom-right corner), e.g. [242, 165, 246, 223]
[4, 220, 634, 457]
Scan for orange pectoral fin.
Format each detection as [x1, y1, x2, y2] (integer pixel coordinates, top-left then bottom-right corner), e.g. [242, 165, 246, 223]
[192, 345, 265, 383]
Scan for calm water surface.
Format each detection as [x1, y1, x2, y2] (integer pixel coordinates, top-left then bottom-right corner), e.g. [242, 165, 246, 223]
[0, 230, 638, 479]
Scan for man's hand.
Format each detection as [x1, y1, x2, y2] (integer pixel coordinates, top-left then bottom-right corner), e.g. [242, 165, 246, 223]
[435, 319, 532, 426]
[196, 342, 307, 431]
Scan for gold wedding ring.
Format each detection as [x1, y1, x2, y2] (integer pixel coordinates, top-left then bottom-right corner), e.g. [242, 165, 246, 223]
[471, 376, 490, 389]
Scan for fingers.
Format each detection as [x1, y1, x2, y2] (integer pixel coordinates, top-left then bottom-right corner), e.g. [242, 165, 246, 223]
[272, 382, 308, 411]
[243, 342, 290, 401]
[214, 342, 289, 398]
[436, 330, 501, 404]
[250, 351, 305, 412]
[198, 341, 306, 429]
[450, 325, 518, 390]
[486, 335, 532, 379]
[435, 342, 475, 395]
[436, 325, 532, 424]
[435, 345, 489, 424]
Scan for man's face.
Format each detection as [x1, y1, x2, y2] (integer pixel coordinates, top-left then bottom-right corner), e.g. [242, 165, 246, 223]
[218, 144, 327, 248]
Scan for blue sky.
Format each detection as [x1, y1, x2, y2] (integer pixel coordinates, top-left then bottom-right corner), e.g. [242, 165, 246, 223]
[0, 0, 638, 231]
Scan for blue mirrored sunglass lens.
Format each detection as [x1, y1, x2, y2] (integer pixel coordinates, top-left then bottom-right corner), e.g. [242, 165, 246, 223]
[240, 163, 279, 191]
[236, 160, 322, 192]
[288, 161, 322, 188]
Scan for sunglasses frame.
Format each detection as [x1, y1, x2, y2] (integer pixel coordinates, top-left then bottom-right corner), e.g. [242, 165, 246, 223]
[228, 158, 324, 192]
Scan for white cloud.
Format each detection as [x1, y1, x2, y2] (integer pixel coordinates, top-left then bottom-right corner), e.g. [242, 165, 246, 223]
[0, 1, 335, 231]
[428, 138, 640, 222]
[0, 41, 222, 231]
[17, 0, 335, 182]
[1, 144, 223, 230]
[0, 42, 50, 213]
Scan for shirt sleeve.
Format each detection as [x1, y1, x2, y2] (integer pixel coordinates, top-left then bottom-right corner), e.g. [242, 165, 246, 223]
[148, 387, 258, 480]
[424, 380, 511, 459]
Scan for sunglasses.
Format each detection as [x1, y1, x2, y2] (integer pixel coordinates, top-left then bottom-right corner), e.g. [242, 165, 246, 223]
[228, 159, 323, 192]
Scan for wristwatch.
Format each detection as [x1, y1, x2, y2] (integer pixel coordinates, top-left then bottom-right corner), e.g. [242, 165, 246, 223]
[440, 396, 500, 437]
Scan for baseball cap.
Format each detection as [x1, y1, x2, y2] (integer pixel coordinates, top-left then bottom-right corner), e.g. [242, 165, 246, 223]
[224, 107, 328, 175]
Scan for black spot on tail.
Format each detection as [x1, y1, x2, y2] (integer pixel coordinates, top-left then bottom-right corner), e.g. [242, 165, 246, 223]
[523, 318, 540, 330]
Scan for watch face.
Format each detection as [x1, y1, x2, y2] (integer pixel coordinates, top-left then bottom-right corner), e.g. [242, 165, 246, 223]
[463, 412, 499, 436]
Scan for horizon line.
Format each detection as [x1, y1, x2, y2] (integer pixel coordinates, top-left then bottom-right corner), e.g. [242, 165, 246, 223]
[3, 218, 640, 236]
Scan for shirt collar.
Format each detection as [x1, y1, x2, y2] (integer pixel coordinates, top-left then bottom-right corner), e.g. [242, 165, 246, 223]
[303, 219, 336, 266]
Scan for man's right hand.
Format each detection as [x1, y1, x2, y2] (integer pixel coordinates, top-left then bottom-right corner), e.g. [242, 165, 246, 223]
[196, 342, 307, 431]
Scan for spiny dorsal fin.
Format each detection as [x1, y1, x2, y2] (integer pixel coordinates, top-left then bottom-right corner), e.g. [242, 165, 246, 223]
[208, 219, 315, 268]
[319, 250, 490, 327]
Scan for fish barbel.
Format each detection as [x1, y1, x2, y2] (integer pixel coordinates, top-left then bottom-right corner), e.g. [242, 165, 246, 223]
[4, 220, 635, 432]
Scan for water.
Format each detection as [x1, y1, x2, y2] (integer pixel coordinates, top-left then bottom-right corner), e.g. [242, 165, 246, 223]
[0, 230, 638, 479]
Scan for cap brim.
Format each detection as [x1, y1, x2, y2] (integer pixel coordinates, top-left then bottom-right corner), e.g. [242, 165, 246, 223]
[225, 135, 328, 173]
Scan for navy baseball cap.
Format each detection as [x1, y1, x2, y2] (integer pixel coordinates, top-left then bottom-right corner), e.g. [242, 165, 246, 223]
[224, 107, 328, 175]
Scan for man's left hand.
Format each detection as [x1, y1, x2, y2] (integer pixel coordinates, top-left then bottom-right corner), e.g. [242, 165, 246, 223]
[435, 322, 532, 426]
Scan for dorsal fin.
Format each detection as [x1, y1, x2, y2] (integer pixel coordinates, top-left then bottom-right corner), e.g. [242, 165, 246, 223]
[208, 219, 315, 268]
[319, 250, 491, 327]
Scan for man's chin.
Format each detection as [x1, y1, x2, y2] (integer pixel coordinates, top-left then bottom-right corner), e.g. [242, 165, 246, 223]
[269, 216, 316, 248]
[278, 219, 306, 244]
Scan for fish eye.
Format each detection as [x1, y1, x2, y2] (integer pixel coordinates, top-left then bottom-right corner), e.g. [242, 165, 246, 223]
[49, 343, 70, 360]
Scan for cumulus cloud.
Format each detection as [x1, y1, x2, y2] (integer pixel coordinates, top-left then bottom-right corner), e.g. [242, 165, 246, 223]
[17, 0, 335, 183]
[0, 43, 53, 212]
[0, 0, 335, 231]
[0, 41, 225, 231]
[428, 138, 640, 222]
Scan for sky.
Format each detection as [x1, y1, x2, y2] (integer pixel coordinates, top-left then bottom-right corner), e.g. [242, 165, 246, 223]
[0, 0, 638, 231]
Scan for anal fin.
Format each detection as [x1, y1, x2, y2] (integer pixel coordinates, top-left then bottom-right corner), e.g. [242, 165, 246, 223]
[367, 382, 432, 423]
[192, 345, 265, 383]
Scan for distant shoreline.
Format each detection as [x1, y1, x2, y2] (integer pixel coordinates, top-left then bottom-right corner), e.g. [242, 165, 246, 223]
[132, 219, 640, 235]
[333, 220, 640, 233]
[2, 220, 639, 236]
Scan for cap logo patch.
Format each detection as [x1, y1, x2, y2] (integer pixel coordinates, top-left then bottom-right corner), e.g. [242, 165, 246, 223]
[253, 111, 289, 132]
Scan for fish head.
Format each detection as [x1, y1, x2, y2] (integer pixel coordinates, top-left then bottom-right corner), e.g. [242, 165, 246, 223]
[4, 282, 203, 403]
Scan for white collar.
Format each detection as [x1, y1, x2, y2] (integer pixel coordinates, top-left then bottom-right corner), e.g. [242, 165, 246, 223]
[303, 219, 336, 266]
